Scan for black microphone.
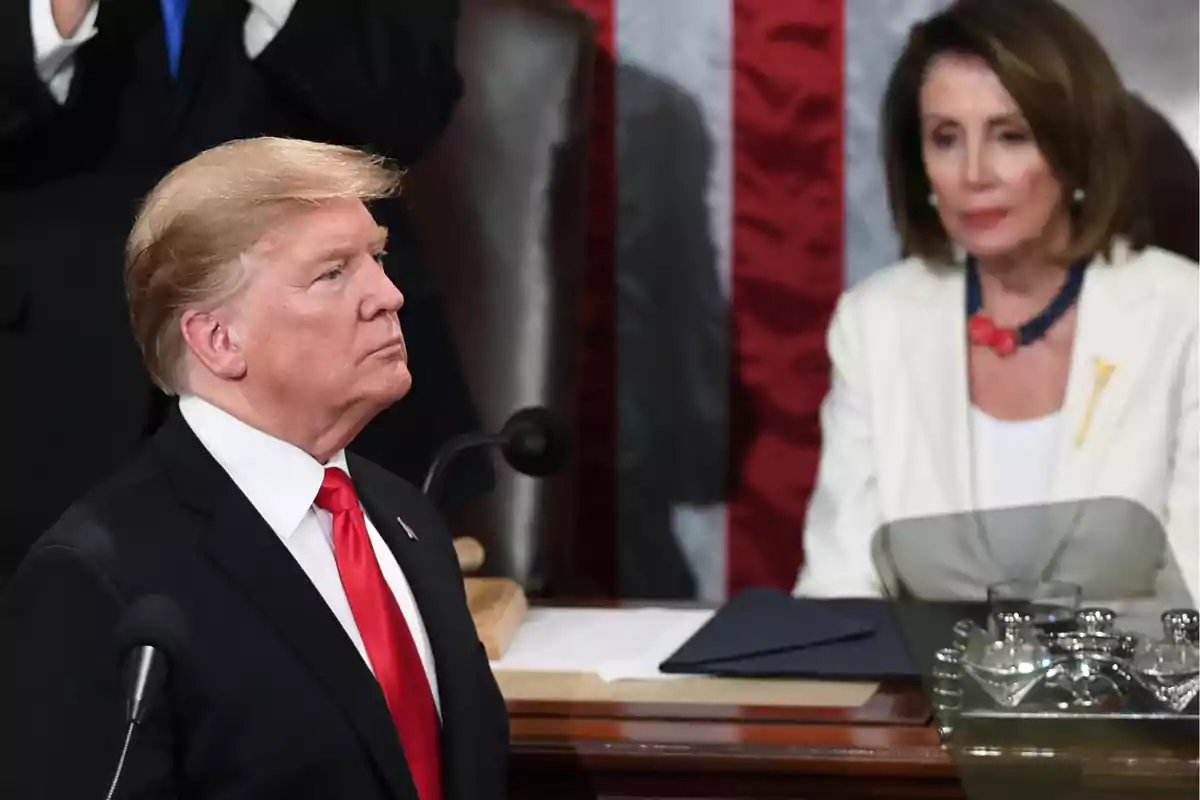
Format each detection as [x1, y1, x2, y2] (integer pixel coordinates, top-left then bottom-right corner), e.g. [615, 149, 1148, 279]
[422, 405, 573, 498]
[106, 595, 188, 800]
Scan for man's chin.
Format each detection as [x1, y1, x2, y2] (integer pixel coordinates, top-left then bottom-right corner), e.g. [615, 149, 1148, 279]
[348, 365, 413, 420]
[377, 366, 413, 405]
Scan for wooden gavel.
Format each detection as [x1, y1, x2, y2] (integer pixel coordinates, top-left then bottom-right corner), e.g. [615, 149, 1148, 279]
[453, 536, 486, 574]
[452, 536, 527, 659]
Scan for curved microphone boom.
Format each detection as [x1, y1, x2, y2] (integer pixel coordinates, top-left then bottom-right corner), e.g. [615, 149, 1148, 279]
[106, 595, 189, 800]
[422, 406, 573, 499]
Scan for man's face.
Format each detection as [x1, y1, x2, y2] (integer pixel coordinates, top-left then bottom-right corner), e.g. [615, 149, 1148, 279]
[226, 198, 411, 422]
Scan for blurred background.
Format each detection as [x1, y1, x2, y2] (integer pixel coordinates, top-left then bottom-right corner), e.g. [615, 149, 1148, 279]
[2, 0, 1196, 603]
[563, 0, 1198, 602]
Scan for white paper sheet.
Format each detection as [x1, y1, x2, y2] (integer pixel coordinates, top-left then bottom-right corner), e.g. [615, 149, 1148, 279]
[488, 607, 714, 682]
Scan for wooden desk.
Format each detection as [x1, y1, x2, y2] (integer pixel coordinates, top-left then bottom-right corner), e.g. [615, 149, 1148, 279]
[504, 679, 951, 799]
[493, 601, 1197, 798]
[502, 679, 1198, 799]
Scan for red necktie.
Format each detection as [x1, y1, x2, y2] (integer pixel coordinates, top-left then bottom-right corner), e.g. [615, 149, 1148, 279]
[315, 467, 442, 800]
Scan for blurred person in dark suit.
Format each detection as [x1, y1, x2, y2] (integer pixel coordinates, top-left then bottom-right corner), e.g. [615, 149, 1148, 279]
[0, 0, 492, 585]
[0, 137, 508, 800]
[616, 62, 727, 600]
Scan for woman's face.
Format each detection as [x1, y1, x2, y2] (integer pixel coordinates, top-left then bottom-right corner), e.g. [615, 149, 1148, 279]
[919, 53, 1068, 260]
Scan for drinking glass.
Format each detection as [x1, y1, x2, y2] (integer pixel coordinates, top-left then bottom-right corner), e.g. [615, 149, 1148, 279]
[987, 579, 1081, 635]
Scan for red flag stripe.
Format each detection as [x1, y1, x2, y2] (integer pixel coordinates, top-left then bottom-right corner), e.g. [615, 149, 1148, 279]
[728, 0, 845, 594]
[564, 0, 617, 596]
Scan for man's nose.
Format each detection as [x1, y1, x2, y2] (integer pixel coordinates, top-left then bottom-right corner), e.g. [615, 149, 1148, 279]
[363, 263, 405, 318]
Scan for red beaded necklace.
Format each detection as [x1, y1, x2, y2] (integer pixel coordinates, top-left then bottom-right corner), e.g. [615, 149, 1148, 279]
[965, 255, 1088, 357]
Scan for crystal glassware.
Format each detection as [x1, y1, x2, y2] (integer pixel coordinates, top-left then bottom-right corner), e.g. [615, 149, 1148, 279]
[961, 609, 1055, 708]
[987, 579, 1081, 635]
[1131, 609, 1200, 712]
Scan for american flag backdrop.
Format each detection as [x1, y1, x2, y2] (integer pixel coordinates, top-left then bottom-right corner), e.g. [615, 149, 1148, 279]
[561, 0, 1199, 601]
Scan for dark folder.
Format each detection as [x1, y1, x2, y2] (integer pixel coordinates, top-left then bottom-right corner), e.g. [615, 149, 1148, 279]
[660, 587, 873, 669]
[660, 589, 979, 681]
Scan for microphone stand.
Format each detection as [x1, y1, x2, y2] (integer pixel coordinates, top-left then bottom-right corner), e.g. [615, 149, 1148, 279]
[105, 722, 138, 800]
[421, 431, 505, 497]
[421, 428, 534, 662]
[106, 645, 158, 800]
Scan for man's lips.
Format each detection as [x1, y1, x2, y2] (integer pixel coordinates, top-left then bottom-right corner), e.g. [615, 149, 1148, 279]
[372, 338, 407, 359]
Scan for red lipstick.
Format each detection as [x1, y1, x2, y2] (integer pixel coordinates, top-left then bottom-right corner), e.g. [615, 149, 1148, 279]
[961, 209, 1007, 229]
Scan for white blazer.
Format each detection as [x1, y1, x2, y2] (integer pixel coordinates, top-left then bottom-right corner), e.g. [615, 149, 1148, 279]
[793, 243, 1199, 604]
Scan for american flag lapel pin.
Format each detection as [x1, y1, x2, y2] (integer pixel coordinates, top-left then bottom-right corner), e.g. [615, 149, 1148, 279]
[397, 517, 418, 541]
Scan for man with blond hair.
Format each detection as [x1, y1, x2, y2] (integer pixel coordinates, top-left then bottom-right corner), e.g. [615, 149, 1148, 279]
[0, 0, 492, 586]
[0, 137, 509, 800]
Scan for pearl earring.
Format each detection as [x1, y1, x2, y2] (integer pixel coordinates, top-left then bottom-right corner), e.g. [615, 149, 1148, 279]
[928, 194, 938, 208]
[1072, 188, 1085, 203]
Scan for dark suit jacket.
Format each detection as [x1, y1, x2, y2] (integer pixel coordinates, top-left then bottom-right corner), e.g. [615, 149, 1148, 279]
[0, 0, 492, 582]
[615, 62, 728, 599]
[0, 407, 509, 800]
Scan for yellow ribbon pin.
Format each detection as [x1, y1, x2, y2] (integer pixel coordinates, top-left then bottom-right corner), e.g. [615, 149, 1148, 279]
[1074, 357, 1117, 448]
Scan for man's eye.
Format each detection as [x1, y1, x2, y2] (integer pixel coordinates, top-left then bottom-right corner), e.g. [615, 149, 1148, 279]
[372, 250, 388, 266]
[317, 265, 345, 282]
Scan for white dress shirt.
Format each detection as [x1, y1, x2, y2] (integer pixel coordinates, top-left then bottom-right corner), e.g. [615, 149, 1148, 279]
[30, 0, 299, 103]
[179, 394, 441, 716]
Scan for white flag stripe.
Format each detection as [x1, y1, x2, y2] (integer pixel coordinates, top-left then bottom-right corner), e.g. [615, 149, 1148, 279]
[843, 0, 946, 288]
[618, 0, 734, 297]
[616, 0, 733, 601]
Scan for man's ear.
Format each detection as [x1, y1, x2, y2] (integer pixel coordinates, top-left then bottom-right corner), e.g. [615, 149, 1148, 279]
[179, 308, 248, 381]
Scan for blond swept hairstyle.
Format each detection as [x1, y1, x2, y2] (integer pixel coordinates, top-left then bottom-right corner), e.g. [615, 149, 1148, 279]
[125, 137, 402, 394]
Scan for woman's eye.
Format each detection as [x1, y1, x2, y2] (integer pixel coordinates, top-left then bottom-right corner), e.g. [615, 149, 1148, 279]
[998, 129, 1031, 144]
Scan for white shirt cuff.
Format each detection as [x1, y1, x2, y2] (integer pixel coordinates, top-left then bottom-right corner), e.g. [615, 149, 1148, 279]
[30, 0, 99, 104]
[244, 0, 298, 59]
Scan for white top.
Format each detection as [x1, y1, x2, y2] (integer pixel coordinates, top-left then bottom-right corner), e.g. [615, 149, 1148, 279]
[970, 406, 1061, 511]
[179, 395, 441, 716]
[29, 0, 298, 103]
[970, 406, 1061, 578]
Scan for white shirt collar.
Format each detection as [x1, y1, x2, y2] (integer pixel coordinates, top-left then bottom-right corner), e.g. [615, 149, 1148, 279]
[178, 394, 349, 540]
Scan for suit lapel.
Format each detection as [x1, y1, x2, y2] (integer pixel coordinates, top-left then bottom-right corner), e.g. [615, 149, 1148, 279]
[85, 0, 174, 128]
[901, 265, 974, 512]
[1050, 246, 1157, 502]
[167, 0, 239, 133]
[153, 411, 417, 800]
[349, 456, 482, 800]
[900, 264, 1009, 585]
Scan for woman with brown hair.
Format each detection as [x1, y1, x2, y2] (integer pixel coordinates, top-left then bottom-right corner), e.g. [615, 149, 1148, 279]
[793, 0, 1197, 603]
